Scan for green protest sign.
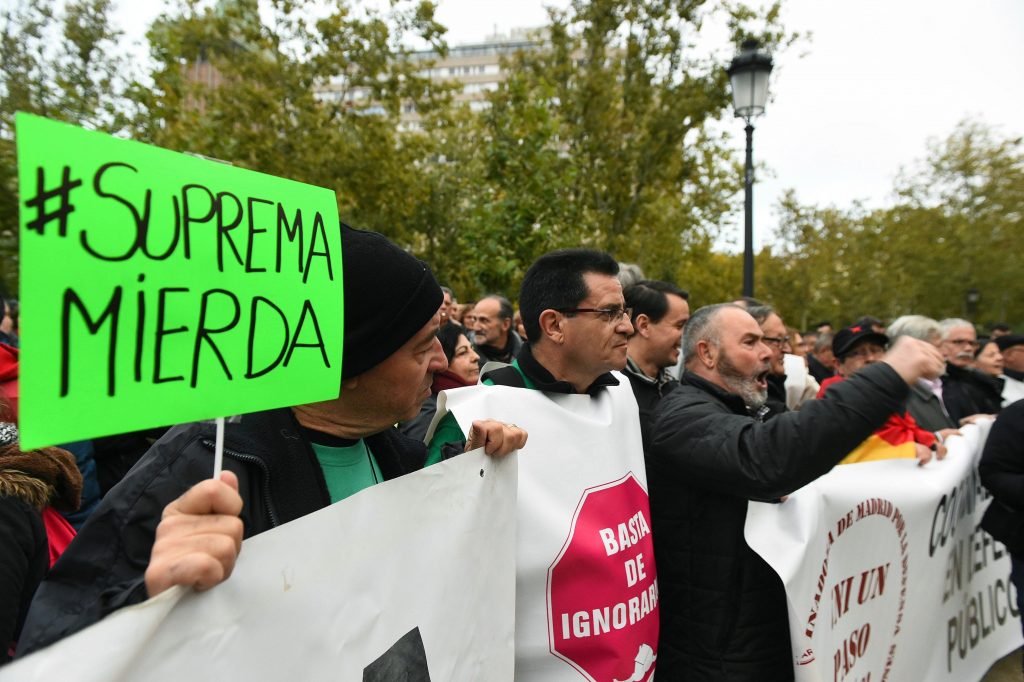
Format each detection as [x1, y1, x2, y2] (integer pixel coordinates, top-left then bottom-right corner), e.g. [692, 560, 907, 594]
[16, 113, 344, 449]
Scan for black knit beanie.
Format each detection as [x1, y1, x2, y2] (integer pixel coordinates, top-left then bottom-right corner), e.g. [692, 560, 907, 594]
[341, 224, 442, 380]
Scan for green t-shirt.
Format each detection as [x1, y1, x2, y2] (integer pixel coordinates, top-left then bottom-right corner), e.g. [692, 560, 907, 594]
[311, 439, 382, 503]
[425, 359, 535, 466]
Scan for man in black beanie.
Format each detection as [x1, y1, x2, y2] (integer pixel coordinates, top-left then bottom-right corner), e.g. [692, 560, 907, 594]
[18, 225, 526, 656]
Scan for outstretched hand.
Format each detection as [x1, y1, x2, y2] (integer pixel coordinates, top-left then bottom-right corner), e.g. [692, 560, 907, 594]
[145, 471, 244, 598]
[465, 420, 528, 457]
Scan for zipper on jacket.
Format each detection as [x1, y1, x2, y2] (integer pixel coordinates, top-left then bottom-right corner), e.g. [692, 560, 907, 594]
[200, 439, 280, 528]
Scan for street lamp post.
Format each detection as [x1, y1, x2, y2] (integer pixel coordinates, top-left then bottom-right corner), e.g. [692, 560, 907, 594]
[727, 39, 773, 298]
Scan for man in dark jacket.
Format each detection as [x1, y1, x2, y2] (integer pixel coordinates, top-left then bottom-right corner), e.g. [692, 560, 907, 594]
[623, 280, 689, 450]
[18, 226, 525, 656]
[647, 303, 945, 681]
[472, 294, 523, 364]
[979, 399, 1024, 647]
[937, 318, 1002, 421]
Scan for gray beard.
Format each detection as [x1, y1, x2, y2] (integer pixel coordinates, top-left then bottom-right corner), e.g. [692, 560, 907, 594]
[718, 350, 768, 410]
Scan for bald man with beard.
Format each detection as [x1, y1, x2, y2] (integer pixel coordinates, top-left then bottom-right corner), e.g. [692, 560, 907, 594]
[646, 303, 945, 680]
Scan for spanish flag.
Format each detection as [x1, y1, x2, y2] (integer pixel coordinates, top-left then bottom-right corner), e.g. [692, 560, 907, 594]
[818, 375, 935, 464]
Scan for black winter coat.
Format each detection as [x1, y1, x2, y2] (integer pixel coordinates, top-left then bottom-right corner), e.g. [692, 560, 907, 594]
[943, 363, 1003, 423]
[979, 400, 1024, 555]
[18, 408, 426, 657]
[647, 363, 909, 681]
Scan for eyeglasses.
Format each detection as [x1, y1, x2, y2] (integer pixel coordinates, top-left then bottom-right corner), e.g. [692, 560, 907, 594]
[762, 335, 790, 348]
[557, 306, 633, 324]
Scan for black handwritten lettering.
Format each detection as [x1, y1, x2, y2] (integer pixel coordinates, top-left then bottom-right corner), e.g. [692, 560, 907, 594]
[284, 299, 329, 368]
[190, 289, 241, 388]
[245, 296, 289, 379]
[153, 287, 189, 384]
[245, 197, 272, 273]
[61, 286, 122, 397]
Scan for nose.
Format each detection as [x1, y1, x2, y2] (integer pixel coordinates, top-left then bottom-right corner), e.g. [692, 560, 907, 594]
[429, 337, 448, 373]
[617, 315, 634, 335]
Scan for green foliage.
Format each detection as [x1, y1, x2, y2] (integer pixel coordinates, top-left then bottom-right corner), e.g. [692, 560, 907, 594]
[0, 0, 128, 297]
[760, 121, 1024, 330]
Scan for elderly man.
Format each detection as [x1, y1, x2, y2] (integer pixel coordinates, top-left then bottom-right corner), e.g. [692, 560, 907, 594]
[887, 315, 959, 433]
[747, 305, 791, 416]
[937, 318, 1002, 421]
[996, 334, 1024, 406]
[623, 280, 689, 449]
[647, 303, 945, 680]
[19, 226, 525, 656]
[473, 294, 523, 365]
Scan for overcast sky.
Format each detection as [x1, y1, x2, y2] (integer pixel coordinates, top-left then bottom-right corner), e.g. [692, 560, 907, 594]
[116, 0, 1024, 250]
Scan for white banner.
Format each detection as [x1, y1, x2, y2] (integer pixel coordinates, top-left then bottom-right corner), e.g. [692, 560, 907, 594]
[3, 450, 517, 682]
[435, 377, 658, 682]
[746, 420, 1022, 682]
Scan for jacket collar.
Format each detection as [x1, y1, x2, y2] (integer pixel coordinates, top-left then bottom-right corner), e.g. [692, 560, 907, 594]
[1005, 367, 1024, 382]
[515, 343, 620, 396]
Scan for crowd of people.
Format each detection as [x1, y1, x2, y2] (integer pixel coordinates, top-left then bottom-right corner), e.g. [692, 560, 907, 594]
[1, 226, 1022, 681]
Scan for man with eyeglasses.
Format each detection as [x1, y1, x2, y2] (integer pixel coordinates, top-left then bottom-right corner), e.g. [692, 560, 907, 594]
[747, 305, 792, 416]
[646, 304, 946, 680]
[938, 318, 1002, 423]
[428, 249, 636, 455]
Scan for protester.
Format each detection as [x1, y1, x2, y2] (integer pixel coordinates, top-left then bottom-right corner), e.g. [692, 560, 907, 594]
[747, 304, 790, 416]
[0, 300, 17, 348]
[17, 226, 526, 656]
[817, 324, 943, 464]
[979, 400, 1024, 655]
[0, 423, 81, 664]
[887, 314, 958, 433]
[647, 303, 945, 680]
[623, 280, 689, 449]
[996, 334, 1024, 406]
[973, 338, 1005, 378]
[438, 286, 454, 325]
[429, 249, 634, 455]
[401, 324, 481, 446]
[473, 295, 522, 364]
[990, 323, 1013, 339]
[938, 318, 1002, 421]
[807, 332, 835, 384]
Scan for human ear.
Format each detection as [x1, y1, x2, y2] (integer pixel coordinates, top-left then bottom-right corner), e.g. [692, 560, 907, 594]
[538, 310, 564, 344]
[697, 340, 717, 368]
[636, 314, 653, 338]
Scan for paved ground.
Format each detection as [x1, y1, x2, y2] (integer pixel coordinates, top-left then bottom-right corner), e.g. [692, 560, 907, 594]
[982, 649, 1021, 681]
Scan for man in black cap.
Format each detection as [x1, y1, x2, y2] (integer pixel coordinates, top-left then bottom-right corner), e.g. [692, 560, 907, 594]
[18, 225, 526, 656]
[816, 323, 889, 395]
[997, 334, 1024, 406]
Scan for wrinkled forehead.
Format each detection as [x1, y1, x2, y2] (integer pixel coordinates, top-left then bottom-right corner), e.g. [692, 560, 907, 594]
[945, 326, 976, 341]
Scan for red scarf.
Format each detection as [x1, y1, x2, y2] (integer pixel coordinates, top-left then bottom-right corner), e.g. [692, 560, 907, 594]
[432, 370, 473, 395]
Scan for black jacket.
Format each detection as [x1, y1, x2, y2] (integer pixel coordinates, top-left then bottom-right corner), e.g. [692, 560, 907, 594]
[979, 400, 1024, 554]
[18, 408, 426, 656]
[622, 358, 679, 451]
[647, 363, 909, 681]
[943, 363, 1003, 423]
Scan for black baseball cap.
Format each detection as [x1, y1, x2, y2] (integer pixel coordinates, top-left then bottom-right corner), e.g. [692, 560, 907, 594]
[832, 324, 889, 359]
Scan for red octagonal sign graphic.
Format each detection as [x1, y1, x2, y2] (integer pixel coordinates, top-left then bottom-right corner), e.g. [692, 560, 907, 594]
[547, 472, 659, 682]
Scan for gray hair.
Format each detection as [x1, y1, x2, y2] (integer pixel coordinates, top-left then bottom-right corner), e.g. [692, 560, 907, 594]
[813, 332, 833, 354]
[887, 315, 940, 342]
[746, 304, 775, 326]
[682, 303, 744, 367]
[937, 318, 975, 341]
[617, 263, 646, 289]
